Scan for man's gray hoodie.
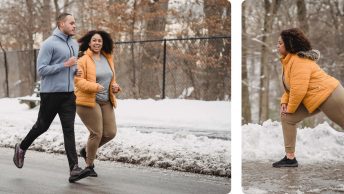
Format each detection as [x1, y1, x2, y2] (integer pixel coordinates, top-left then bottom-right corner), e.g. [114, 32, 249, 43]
[37, 28, 79, 93]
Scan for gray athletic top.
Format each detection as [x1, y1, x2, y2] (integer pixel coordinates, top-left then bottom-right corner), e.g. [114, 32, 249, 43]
[95, 54, 113, 102]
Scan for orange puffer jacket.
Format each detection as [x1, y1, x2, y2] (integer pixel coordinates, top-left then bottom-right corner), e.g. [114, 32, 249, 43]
[280, 50, 339, 113]
[74, 48, 118, 108]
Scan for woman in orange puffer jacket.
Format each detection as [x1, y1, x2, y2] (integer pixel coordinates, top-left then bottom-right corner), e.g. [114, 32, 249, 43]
[75, 30, 121, 176]
[273, 28, 344, 168]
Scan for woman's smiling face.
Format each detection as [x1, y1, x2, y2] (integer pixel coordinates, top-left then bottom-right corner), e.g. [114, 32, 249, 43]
[89, 33, 103, 54]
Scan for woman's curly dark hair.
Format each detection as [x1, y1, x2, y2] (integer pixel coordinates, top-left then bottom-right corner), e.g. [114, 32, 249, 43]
[280, 28, 312, 54]
[78, 30, 113, 57]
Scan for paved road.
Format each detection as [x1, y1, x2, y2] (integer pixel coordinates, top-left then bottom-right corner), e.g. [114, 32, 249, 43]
[0, 148, 230, 194]
[243, 161, 344, 193]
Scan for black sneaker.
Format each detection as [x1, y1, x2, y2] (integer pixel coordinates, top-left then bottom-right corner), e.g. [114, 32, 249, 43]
[13, 143, 26, 168]
[87, 164, 98, 177]
[69, 165, 91, 183]
[80, 147, 98, 177]
[272, 156, 298, 168]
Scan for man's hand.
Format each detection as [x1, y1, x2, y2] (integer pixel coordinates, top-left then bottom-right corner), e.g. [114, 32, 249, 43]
[97, 84, 104, 92]
[64, 57, 77, 67]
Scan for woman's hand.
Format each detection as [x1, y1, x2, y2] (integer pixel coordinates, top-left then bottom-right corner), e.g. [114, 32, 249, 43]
[280, 103, 288, 116]
[112, 83, 121, 94]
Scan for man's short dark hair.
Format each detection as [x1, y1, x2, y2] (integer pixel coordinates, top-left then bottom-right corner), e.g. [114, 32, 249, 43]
[56, 13, 72, 27]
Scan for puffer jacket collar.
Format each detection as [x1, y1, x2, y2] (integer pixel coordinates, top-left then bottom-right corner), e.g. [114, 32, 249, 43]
[281, 49, 321, 66]
[84, 48, 114, 73]
[280, 53, 293, 66]
[85, 48, 112, 61]
[297, 49, 320, 61]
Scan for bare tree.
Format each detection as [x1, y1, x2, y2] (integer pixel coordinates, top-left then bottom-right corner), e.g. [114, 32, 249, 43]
[203, 0, 230, 100]
[41, 0, 52, 40]
[259, 0, 281, 123]
[242, 2, 252, 124]
[54, 0, 60, 20]
[138, 0, 169, 99]
[296, 0, 309, 34]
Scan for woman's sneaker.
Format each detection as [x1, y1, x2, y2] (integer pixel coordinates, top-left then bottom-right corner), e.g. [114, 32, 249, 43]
[87, 164, 98, 177]
[272, 156, 298, 168]
[80, 147, 98, 177]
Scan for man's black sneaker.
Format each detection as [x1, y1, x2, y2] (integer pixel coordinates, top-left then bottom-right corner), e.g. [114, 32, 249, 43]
[69, 165, 91, 183]
[272, 156, 298, 168]
[80, 147, 98, 177]
[13, 143, 26, 168]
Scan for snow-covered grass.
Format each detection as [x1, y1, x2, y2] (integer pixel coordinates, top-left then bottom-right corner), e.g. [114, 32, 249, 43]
[0, 98, 230, 177]
[243, 120, 344, 162]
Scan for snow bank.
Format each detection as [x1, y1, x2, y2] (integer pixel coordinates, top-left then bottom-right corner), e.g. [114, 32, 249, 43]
[243, 120, 344, 162]
[0, 98, 230, 177]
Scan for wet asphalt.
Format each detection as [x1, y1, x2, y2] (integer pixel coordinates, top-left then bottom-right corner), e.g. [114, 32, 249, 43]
[243, 161, 344, 193]
[0, 147, 230, 194]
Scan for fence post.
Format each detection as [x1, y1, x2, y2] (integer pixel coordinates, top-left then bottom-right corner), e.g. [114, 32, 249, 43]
[162, 39, 167, 99]
[0, 43, 9, 97]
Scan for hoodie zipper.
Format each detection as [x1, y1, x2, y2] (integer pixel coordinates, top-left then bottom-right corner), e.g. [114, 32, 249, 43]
[66, 40, 72, 92]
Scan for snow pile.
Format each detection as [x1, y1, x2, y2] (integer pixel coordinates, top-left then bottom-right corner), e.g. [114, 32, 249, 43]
[243, 120, 344, 162]
[115, 99, 229, 132]
[0, 98, 230, 177]
[244, 188, 269, 194]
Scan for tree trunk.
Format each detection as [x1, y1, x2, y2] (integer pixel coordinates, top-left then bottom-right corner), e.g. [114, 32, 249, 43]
[259, 0, 281, 123]
[223, 2, 231, 99]
[130, 0, 139, 98]
[54, 0, 60, 20]
[139, 0, 169, 99]
[242, 2, 252, 124]
[63, 0, 70, 13]
[25, 0, 35, 50]
[203, 0, 230, 100]
[42, 0, 52, 39]
[296, 0, 308, 34]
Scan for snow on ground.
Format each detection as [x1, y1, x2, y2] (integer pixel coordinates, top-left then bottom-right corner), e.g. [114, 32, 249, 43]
[0, 98, 230, 177]
[243, 120, 344, 163]
[243, 188, 269, 194]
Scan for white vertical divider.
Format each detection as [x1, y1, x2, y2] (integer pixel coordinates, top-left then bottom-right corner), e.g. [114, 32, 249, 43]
[230, 0, 243, 193]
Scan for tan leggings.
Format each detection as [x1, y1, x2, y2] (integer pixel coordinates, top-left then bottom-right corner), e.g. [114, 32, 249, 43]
[281, 84, 344, 153]
[77, 101, 117, 165]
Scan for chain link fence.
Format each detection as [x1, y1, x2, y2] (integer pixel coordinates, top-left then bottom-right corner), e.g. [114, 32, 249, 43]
[0, 36, 230, 100]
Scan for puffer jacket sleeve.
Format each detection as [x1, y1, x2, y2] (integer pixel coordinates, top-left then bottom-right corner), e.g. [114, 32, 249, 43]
[286, 60, 312, 113]
[111, 67, 122, 93]
[281, 92, 289, 104]
[108, 55, 122, 94]
[74, 57, 99, 93]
